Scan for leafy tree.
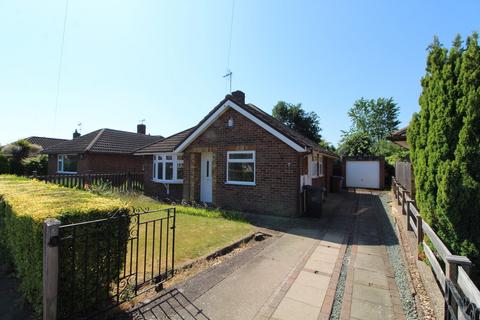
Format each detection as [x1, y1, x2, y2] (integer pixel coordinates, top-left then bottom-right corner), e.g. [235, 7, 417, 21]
[337, 131, 373, 156]
[272, 101, 322, 143]
[0, 152, 9, 174]
[370, 140, 409, 165]
[348, 97, 400, 143]
[2, 140, 42, 175]
[408, 33, 480, 269]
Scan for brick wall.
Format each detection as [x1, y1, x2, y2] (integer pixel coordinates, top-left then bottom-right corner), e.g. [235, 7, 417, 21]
[47, 153, 143, 175]
[143, 155, 183, 200]
[183, 108, 301, 217]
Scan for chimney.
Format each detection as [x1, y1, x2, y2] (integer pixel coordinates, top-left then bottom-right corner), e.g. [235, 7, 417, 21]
[137, 123, 146, 135]
[73, 129, 81, 139]
[231, 90, 245, 104]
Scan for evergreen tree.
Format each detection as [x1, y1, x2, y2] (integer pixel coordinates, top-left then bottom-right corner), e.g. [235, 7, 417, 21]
[272, 101, 322, 143]
[409, 33, 480, 269]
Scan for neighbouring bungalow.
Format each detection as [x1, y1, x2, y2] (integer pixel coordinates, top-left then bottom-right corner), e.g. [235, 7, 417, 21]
[135, 91, 338, 217]
[43, 125, 162, 175]
[388, 126, 409, 149]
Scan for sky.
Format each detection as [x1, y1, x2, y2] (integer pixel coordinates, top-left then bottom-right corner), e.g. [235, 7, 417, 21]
[1, 1, 479, 146]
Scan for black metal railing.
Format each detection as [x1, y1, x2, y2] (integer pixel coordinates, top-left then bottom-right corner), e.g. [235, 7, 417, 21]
[34, 172, 144, 192]
[57, 207, 176, 319]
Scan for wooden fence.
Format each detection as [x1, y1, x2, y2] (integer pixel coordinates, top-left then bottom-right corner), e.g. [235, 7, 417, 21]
[33, 172, 144, 192]
[395, 161, 415, 196]
[392, 178, 480, 320]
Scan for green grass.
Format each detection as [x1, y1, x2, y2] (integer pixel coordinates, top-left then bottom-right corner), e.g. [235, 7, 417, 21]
[114, 193, 255, 272]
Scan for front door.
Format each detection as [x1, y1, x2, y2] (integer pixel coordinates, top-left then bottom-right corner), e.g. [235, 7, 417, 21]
[200, 152, 213, 203]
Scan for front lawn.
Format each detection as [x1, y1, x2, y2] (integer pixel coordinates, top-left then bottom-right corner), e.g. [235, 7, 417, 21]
[116, 193, 255, 268]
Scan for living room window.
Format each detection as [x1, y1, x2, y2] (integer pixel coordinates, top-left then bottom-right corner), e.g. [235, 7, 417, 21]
[226, 151, 255, 185]
[57, 154, 79, 174]
[153, 154, 183, 183]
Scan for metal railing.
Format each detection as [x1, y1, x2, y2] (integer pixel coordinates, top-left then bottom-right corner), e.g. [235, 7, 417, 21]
[43, 208, 176, 319]
[392, 178, 480, 320]
[33, 172, 144, 192]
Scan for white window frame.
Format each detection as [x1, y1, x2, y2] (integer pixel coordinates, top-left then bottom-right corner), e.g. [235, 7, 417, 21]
[152, 153, 183, 184]
[309, 154, 324, 178]
[226, 150, 256, 186]
[57, 154, 78, 174]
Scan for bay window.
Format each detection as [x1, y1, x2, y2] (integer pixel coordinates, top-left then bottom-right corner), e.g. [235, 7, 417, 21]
[57, 154, 78, 173]
[153, 154, 183, 183]
[226, 151, 255, 185]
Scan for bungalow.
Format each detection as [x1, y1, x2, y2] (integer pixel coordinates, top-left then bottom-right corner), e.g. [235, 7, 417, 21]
[135, 91, 338, 217]
[43, 125, 162, 175]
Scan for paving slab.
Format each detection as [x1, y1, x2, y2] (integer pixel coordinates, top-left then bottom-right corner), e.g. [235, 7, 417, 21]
[353, 268, 389, 289]
[271, 297, 320, 320]
[350, 298, 395, 320]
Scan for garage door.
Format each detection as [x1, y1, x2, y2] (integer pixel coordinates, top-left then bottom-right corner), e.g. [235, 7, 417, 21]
[346, 160, 380, 189]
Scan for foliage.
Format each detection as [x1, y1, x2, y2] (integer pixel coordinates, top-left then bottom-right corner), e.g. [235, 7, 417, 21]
[0, 152, 9, 174]
[337, 131, 373, 156]
[347, 97, 400, 143]
[0, 175, 129, 316]
[370, 140, 409, 165]
[272, 101, 322, 143]
[318, 140, 336, 153]
[22, 154, 48, 175]
[408, 33, 480, 269]
[2, 140, 42, 175]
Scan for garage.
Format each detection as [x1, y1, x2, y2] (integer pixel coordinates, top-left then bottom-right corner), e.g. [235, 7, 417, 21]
[345, 159, 383, 189]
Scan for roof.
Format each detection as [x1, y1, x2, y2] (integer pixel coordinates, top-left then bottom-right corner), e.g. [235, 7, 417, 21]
[24, 136, 68, 150]
[169, 93, 338, 158]
[388, 126, 409, 149]
[43, 129, 163, 154]
[134, 128, 196, 154]
[388, 126, 408, 141]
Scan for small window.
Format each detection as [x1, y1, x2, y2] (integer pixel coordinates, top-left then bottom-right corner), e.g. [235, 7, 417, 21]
[226, 151, 255, 185]
[57, 154, 79, 174]
[153, 153, 183, 183]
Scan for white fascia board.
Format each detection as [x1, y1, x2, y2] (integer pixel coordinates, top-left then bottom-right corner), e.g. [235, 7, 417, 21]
[174, 100, 306, 153]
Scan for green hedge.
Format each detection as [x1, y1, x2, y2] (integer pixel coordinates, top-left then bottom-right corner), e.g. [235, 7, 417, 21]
[0, 175, 130, 317]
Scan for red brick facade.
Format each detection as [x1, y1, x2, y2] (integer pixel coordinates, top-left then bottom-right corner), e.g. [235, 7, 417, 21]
[182, 108, 303, 217]
[47, 153, 143, 175]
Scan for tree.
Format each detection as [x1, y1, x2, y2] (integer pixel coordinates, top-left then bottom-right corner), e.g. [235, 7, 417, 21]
[408, 33, 480, 269]
[272, 101, 322, 143]
[348, 97, 400, 143]
[0, 152, 9, 174]
[2, 140, 42, 175]
[337, 131, 373, 156]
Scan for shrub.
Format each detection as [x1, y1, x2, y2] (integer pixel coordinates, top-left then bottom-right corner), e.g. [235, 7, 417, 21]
[22, 154, 48, 175]
[0, 175, 130, 317]
[0, 152, 9, 174]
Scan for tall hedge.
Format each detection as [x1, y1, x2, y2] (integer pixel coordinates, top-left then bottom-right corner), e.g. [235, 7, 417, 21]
[408, 33, 480, 269]
[0, 175, 130, 317]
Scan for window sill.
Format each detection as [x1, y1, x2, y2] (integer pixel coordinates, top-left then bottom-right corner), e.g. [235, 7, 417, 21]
[57, 171, 78, 174]
[152, 179, 183, 184]
[225, 181, 256, 186]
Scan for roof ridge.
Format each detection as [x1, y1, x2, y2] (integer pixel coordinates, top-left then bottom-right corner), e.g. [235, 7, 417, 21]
[86, 128, 105, 151]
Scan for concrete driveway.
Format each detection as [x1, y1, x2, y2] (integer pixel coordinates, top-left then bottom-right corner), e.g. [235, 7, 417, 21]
[129, 191, 411, 320]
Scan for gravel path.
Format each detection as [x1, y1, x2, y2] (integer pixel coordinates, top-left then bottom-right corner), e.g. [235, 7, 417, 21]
[376, 193, 419, 320]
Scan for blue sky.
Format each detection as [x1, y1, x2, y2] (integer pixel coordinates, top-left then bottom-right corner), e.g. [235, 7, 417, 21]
[1, 1, 479, 146]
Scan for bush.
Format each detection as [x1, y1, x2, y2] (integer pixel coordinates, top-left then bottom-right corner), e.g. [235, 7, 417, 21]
[0, 175, 130, 317]
[22, 155, 48, 175]
[0, 152, 9, 174]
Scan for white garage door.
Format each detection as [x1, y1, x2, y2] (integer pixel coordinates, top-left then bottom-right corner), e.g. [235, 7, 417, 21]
[346, 161, 380, 189]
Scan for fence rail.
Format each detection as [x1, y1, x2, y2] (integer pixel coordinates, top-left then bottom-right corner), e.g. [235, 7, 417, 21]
[33, 172, 144, 192]
[392, 177, 480, 320]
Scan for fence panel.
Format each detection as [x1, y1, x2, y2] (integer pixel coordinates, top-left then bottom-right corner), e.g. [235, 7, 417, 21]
[395, 162, 415, 196]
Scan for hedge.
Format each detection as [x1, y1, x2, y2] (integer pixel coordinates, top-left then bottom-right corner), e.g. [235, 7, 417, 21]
[0, 175, 130, 317]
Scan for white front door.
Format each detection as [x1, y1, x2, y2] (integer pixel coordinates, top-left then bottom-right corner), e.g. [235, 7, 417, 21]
[200, 152, 213, 203]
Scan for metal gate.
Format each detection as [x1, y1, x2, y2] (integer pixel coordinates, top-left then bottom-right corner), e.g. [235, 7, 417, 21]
[55, 208, 176, 319]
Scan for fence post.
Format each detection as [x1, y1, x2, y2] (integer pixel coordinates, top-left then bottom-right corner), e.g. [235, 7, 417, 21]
[406, 200, 413, 231]
[43, 218, 61, 320]
[401, 190, 407, 214]
[417, 215, 423, 245]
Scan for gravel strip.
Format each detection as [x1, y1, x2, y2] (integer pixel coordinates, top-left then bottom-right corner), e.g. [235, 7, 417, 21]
[377, 193, 419, 320]
[329, 242, 352, 320]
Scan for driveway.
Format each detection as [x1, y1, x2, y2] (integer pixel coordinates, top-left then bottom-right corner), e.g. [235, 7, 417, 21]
[129, 191, 412, 320]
